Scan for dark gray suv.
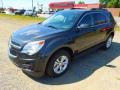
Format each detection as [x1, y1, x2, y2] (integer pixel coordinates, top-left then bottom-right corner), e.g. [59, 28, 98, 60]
[8, 9, 116, 78]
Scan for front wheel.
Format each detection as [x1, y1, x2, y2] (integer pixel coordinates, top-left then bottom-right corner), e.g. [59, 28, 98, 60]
[46, 50, 71, 77]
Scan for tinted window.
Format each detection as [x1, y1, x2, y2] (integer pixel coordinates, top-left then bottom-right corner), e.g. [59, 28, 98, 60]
[79, 14, 93, 26]
[93, 13, 107, 25]
[109, 13, 116, 25]
[41, 11, 81, 30]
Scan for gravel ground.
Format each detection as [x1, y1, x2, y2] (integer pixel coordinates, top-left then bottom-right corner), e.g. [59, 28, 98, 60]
[0, 17, 120, 90]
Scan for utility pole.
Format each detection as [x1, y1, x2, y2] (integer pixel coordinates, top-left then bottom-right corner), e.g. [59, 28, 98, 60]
[1, 0, 3, 8]
[32, 0, 34, 11]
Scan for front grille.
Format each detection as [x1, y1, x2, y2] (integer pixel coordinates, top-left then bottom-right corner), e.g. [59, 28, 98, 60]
[10, 41, 21, 50]
[10, 49, 18, 56]
[9, 40, 22, 57]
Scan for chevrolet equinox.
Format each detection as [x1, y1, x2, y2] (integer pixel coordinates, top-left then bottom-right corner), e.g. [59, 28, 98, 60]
[8, 9, 116, 78]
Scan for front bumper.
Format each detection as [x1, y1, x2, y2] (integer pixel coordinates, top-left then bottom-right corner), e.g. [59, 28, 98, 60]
[8, 51, 46, 78]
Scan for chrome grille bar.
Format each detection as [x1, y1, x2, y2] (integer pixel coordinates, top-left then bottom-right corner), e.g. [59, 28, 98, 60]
[10, 41, 21, 49]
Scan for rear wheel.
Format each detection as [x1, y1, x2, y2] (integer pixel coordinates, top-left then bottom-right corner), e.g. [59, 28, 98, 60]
[46, 50, 71, 77]
[103, 35, 113, 49]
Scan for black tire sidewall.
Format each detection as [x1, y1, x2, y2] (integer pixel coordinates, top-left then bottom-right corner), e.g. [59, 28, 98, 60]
[46, 50, 71, 77]
[104, 36, 113, 49]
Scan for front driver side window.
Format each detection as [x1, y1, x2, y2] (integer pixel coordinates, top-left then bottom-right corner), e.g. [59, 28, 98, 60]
[79, 14, 93, 26]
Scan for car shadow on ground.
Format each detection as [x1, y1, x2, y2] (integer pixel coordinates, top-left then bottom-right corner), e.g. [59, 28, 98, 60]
[31, 42, 120, 85]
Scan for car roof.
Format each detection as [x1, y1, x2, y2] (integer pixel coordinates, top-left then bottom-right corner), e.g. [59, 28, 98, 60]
[59, 9, 89, 13]
[55, 9, 110, 19]
[59, 9, 109, 15]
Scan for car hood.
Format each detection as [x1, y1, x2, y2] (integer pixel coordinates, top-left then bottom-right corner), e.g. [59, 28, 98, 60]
[11, 24, 63, 45]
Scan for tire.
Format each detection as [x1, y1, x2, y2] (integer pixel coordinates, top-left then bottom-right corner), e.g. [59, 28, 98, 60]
[103, 35, 113, 49]
[46, 50, 71, 77]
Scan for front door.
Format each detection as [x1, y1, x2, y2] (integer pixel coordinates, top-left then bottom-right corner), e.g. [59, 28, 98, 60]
[74, 13, 98, 52]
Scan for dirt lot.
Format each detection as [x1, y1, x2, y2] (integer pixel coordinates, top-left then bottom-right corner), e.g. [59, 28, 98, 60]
[0, 16, 120, 90]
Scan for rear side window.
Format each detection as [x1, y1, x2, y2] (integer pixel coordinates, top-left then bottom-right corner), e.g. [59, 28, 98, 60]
[93, 13, 107, 25]
[79, 14, 93, 26]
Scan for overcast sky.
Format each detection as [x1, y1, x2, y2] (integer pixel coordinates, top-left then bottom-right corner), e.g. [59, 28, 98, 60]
[1, 0, 99, 10]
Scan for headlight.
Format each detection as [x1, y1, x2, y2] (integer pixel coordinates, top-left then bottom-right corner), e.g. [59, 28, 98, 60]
[21, 40, 45, 55]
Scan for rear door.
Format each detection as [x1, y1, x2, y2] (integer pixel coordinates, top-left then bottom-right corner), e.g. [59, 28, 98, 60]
[91, 12, 109, 44]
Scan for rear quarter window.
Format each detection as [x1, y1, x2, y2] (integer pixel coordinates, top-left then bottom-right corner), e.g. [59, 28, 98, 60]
[109, 12, 116, 25]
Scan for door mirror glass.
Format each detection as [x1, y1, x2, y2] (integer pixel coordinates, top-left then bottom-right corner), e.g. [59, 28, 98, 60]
[77, 24, 90, 29]
[77, 14, 92, 30]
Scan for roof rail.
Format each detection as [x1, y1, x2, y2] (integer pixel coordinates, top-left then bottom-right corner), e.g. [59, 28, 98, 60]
[90, 8, 107, 11]
[71, 8, 86, 9]
[71, 8, 107, 11]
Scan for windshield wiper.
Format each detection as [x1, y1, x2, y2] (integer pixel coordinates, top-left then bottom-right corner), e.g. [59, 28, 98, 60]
[47, 25, 57, 29]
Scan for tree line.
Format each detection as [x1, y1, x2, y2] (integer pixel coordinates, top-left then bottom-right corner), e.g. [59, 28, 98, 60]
[100, 0, 120, 8]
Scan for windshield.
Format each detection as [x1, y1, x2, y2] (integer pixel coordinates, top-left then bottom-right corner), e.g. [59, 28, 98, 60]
[41, 11, 80, 30]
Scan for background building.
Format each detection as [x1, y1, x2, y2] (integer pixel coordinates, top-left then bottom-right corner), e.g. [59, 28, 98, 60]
[49, 1, 101, 11]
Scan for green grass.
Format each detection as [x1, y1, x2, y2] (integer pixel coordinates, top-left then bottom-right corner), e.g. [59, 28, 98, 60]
[115, 26, 120, 32]
[116, 77, 120, 80]
[0, 13, 46, 22]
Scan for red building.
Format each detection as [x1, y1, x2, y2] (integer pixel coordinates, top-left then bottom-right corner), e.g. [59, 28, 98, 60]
[49, 1, 101, 9]
[74, 3, 102, 8]
[49, 1, 75, 9]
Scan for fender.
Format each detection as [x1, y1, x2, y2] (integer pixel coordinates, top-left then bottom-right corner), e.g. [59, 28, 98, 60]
[42, 36, 74, 60]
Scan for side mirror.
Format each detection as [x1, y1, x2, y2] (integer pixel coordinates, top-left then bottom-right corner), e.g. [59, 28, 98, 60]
[77, 24, 90, 29]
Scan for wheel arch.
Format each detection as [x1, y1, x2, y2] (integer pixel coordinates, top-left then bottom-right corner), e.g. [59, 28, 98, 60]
[45, 47, 74, 73]
[106, 31, 114, 39]
[110, 32, 114, 37]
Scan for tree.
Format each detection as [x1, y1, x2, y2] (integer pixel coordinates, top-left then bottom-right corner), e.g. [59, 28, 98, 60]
[99, 0, 120, 8]
[78, 0, 85, 4]
[118, 0, 120, 7]
[99, 0, 109, 4]
[107, 0, 116, 7]
[115, 0, 120, 7]
[107, 0, 120, 8]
